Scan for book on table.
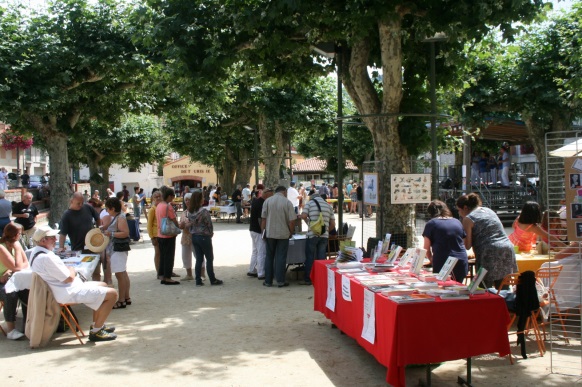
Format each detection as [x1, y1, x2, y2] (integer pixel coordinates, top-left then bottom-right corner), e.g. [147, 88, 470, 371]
[386, 245, 402, 265]
[388, 294, 436, 303]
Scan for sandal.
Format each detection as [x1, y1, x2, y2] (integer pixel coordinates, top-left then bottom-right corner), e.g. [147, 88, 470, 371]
[125, 298, 132, 305]
[113, 301, 126, 309]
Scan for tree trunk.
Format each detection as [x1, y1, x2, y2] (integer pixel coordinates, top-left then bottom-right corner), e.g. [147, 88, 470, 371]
[339, 17, 415, 243]
[24, 114, 70, 227]
[220, 145, 236, 195]
[45, 133, 71, 227]
[101, 163, 111, 200]
[234, 147, 253, 187]
[259, 115, 286, 188]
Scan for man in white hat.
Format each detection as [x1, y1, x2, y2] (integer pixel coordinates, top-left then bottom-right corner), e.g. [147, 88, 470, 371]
[30, 226, 119, 342]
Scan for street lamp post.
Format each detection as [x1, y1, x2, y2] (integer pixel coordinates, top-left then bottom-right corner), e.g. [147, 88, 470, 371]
[244, 125, 260, 187]
[423, 33, 448, 199]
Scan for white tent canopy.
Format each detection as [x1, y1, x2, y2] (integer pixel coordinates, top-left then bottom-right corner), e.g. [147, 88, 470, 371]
[549, 138, 582, 157]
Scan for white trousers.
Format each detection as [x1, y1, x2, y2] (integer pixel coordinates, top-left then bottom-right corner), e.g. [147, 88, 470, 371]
[501, 166, 510, 187]
[249, 231, 266, 276]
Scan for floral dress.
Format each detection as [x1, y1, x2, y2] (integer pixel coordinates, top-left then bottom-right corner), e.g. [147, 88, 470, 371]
[467, 207, 517, 285]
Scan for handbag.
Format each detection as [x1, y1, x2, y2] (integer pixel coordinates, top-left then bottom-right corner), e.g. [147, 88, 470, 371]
[113, 237, 131, 252]
[111, 214, 131, 251]
[160, 203, 181, 236]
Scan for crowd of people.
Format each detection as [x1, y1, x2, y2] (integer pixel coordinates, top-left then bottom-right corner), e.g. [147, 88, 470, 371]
[470, 145, 511, 187]
[3, 175, 580, 346]
[422, 193, 570, 291]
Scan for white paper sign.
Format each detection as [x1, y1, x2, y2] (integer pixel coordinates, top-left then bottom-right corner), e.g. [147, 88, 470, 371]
[468, 267, 488, 294]
[341, 275, 352, 301]
[409, 248, 427, 275]
[398, 248, 416, 267]
[436, 256, 459, 281]
[326, 268, 336, 311]
[361, 289, 376, 344]
[381, 234, 391, 254]
[387, 245, 402, 265]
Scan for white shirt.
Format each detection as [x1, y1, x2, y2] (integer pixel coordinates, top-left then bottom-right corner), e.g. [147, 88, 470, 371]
[29, 246, 84, 303]
[242, 187, 251, 202]
[287, 187, 300, 207]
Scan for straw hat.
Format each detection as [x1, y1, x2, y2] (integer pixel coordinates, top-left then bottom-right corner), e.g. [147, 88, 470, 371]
[85, 228, 110, 253]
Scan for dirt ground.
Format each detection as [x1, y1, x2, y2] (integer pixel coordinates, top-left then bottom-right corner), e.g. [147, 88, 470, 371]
[2, 213, 582, 386]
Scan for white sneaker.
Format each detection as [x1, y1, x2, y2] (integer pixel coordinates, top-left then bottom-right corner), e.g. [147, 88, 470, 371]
[7, 329, 24, 340]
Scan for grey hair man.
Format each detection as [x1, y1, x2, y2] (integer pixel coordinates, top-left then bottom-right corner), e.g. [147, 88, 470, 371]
[261, 186, 296, 287]
[13, 192, 38, 246]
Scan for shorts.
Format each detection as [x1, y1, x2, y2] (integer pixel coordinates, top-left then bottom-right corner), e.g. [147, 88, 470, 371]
[110, 251, 128, 273]
[69, 282, 108, 311]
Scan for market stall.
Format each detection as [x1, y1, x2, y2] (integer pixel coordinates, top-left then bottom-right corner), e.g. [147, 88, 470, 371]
[312, 260, 511, 386]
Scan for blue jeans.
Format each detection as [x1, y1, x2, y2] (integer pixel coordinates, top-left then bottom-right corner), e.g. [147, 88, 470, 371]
[192, 235, 216, 283]
[265, 238, 289, 284]
[304, 236, 328, 282]
[134, 204, 141, 220]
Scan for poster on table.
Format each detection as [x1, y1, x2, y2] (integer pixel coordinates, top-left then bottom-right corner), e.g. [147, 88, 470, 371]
[325, 268, 336, 311]
[390, 174, 431, 204]
[565, 157, 582, 241]
[361, 289, 376, 344]
[363, 172, 379, 206]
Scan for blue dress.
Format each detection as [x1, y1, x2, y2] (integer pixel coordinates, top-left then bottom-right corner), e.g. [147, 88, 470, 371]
[422, 218, 469, 282]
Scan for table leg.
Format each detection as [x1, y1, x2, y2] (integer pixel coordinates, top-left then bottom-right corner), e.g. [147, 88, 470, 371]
[457, 357, 473, 386]
[418, 364, 432, 386]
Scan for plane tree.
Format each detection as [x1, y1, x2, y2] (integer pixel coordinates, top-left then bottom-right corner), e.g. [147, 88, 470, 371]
[0, 0, 149, 225]
[457, 5, 582, 207]
[137, 0, 545, 238]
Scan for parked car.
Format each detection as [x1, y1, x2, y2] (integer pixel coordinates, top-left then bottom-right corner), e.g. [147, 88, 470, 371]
[7, 173, 17, 188]
[27, 175, 46, 189]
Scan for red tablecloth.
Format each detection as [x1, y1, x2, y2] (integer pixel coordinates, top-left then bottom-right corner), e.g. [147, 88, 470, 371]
[312, 260, 511, 387]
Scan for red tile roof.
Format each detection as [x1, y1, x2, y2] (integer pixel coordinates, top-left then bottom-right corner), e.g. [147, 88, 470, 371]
[292, 157, 358, 172]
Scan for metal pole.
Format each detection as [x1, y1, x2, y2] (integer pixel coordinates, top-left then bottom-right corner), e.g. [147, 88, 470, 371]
[337, 47, 344, 235]
[253, 127, 259, 187]
[429, 41, 438, 199]
[289, 138, 293, 181]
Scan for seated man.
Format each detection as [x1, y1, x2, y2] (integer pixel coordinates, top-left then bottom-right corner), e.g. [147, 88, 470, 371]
[29, 226, 119, 342]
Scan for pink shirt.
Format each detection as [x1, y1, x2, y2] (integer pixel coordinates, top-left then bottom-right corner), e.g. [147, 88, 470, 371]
[156, 201, 177, 239]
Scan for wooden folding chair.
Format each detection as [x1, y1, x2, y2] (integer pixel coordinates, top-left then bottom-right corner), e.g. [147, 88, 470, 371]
[59, 304, 85, 345]
[0, 300, 6, 336]
[535, 266, 569, 343]
[497, 272, 545, 363]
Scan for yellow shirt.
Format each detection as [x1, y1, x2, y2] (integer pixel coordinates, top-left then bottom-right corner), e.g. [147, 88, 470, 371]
[147, 203, 158, 238]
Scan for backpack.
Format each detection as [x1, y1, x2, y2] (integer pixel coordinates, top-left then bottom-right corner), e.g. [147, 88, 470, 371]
[309, 198, 326, 236]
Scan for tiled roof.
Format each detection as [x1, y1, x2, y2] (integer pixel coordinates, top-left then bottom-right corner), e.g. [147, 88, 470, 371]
[292, 157, 358, 172]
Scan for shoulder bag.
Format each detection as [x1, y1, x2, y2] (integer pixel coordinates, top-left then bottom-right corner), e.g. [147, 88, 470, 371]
[160, 203, 181, 236]
[112, 214, 131, 252]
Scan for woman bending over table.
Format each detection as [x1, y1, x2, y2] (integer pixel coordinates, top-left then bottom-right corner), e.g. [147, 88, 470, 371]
[508, 201, 566, 253]
[456, 193, 517, 288]
[422, 200, 468, 282]
[0, 223, 29, 339]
